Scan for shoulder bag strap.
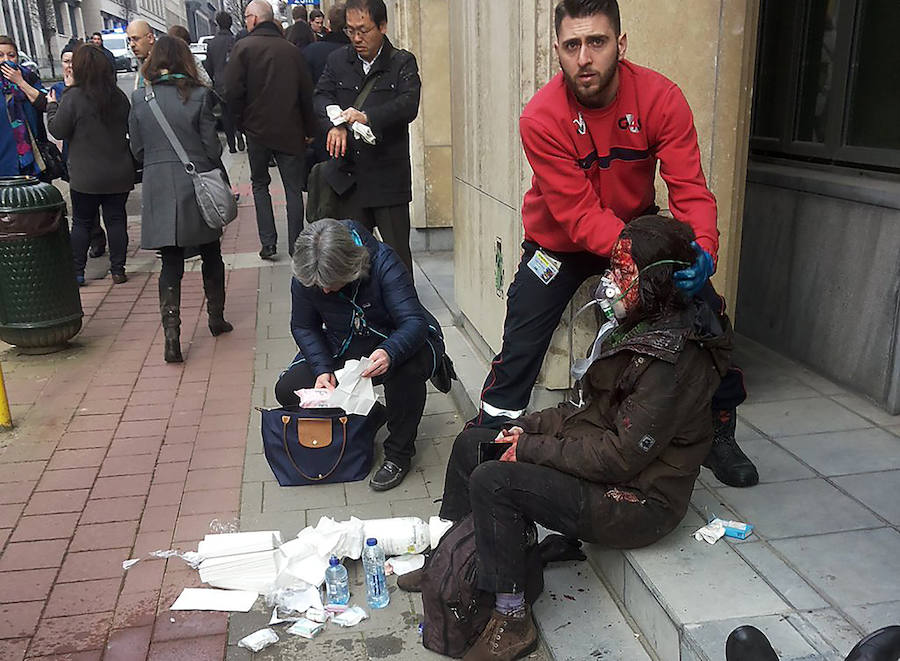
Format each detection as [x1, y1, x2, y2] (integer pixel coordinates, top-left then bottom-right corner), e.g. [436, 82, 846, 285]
[353, 72, 381, 109]
[144, 82, 196, 174]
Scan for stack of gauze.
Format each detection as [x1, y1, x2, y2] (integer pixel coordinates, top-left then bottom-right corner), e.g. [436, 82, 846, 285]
[198, 531, 283, 594]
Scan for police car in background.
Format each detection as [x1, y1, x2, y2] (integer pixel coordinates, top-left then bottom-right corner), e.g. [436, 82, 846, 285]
[101, 29, 139, 72]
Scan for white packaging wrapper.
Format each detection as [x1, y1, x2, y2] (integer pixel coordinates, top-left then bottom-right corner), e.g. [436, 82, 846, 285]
[295, 388, 334, 408]
[287, 618, 326, 639]
[310, 516, 366, 560]
[385, 554, 425, 576]
[327, 358, 377, 415]
[237, 628, 279, 652]
[693, 520, 726, 544]
[429, 516, 454, 549]
[305, 607, 329, 623]
[332, 605, 368, 627]
[362, 517, 430, 555]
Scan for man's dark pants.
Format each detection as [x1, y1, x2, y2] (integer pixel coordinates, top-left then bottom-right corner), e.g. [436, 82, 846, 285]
[273, 344, 434, 468]
[441, 428, 668, 594]
[343, 199, 413, 282]
[219, 103, 240, 152]
[476, 241, 745, 421]
[247, 140, 305, 254]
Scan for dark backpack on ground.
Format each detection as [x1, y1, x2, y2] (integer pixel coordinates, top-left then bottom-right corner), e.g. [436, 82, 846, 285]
[420, 514, 544, 658]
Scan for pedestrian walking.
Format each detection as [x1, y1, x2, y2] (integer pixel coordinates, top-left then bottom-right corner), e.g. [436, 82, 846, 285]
[285, 4, 315, 49]
[129, 36, 233, 363]
[167, 25, 213, 87]
[467, 0, 758, 488]
[204, 11, 245, 154]
[224, 0, 315, 260]
[47, 45, 134, 287]
[313, 0, 421, 279]
[126, 20, 156, 89]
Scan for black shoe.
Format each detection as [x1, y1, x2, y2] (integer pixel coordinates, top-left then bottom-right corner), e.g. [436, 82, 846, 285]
[259, 245, 277, 260]
[725, 625, 778, 661]
[703, 409, 759, 488]
[228, 147, 237, 154]
[396, 567, 424, 593]
[236, 133, 246, 151]
[369, 460, 409, 492]
[111, 272, 128, 285]
[537, 534, 586, 566]
[430, 354, 457, 394]
[464, 410, 514, 431]
[845, 626, 900, 661]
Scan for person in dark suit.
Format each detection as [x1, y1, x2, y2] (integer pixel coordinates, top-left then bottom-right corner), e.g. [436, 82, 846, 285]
[204, 11, 245, 153]
[312, 0, 421, 279]
[225, 0, 315, 260]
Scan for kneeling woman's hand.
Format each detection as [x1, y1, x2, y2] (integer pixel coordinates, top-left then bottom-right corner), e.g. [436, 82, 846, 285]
[315, 373, 336, 391]
[362, 349, 391, 378]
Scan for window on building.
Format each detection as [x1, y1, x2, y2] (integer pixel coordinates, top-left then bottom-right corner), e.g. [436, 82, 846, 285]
[68, 4, 77, 38]
[54, 2, 66, 35]
[750, 0, 900, 171]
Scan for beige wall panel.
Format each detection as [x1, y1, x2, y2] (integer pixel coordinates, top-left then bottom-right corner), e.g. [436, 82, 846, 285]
[425, 146, 454, 228]
[420, 0, 452, 146]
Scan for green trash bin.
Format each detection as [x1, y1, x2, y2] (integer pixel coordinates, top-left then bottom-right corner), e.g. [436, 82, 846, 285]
[0, 175, 83, 353]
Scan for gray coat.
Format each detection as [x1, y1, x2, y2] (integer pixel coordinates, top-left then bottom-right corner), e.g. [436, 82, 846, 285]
[46, 86, 134, 195]
[129, 82, 224, 249]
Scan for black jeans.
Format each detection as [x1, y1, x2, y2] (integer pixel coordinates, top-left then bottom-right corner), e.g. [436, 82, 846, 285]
[247, 139, 305, 254]
[219, 102, 240, 152]
[440, 428, 590, 594]
[274, 343, 434, 468]
[70, 190, 129, 276]
[477, 241, 746, 419]
[158, 240, 224, 291]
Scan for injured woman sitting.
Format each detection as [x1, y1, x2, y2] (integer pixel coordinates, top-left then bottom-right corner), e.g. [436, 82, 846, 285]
[402, 214, 734, 661]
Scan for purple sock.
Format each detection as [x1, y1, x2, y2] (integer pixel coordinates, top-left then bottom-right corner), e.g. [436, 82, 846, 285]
[495, 592, 525, 617]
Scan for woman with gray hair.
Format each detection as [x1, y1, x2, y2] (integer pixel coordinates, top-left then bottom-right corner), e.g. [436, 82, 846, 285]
[275, 219, 452, 491]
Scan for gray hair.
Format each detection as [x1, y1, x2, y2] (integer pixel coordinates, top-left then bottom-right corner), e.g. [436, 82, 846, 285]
[292, 219, 371, 289]
[247, 0, 274, 22]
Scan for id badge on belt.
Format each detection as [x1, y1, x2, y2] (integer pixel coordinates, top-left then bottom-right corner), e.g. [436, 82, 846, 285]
[527, 249, 562, 285]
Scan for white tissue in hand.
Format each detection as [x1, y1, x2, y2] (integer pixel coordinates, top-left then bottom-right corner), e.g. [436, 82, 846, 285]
[327, 358, 377, 415]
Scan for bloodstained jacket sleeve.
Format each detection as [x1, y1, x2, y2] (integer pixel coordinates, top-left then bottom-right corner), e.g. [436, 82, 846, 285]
[515, 360, 682, 483]
[653, 84, 719, 258]
[519, 115, 625, 257]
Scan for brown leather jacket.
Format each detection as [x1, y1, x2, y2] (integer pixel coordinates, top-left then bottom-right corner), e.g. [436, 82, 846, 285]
[516, 302, 733, 538]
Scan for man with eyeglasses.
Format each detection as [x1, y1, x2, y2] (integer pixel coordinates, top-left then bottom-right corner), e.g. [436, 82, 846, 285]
[225, 0, 316, 261]
[126, 20, 156, 90]
[313, 0, 421, 280]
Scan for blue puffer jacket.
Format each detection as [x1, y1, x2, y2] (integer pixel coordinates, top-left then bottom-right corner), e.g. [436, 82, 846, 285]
[289, 220, 443, 378]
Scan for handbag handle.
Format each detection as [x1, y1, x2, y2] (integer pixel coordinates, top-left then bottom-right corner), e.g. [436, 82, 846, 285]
[281, 416, 348, 482]
[144, 82, 197, 175]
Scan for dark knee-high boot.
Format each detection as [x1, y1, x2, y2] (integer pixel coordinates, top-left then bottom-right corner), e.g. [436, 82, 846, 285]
[202, 267, 233, 337]
[160, 284, 183, 363]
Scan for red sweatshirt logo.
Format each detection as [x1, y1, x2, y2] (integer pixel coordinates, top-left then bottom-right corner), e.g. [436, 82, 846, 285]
[617, 113, 641, 133]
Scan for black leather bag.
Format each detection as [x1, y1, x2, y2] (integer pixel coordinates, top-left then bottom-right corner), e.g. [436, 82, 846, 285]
[34, 139, 67, 182]
[259, 406, 382, 486]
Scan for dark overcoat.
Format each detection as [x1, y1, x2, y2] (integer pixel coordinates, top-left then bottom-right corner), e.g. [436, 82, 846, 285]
[313, 37, 421, 208]
[128, 82, 224, 249]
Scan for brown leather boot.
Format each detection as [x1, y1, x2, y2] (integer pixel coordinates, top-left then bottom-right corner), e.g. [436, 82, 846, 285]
[462, 606, 538, 661]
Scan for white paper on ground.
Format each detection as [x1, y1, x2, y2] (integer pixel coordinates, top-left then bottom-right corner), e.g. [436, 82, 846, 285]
[327, 358, 377, 415]
[332, 605, 368, 627]
[311, 516, 365, 560]
[278, 537, 330, 587]
[197, 531, 282, 558]
[198, 549, 282, 594]
[122, 559, 140, 570]
[385, 553, 425, 576]
[237, 628, 279, 652]
[693, 520, 726, 544]
[287, 617, 326, 639]
[267, 583, 323, 614]
[170, 588, 258, 612]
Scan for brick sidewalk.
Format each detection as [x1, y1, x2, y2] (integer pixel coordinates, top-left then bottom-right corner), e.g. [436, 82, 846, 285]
[0, 153, 265, 660]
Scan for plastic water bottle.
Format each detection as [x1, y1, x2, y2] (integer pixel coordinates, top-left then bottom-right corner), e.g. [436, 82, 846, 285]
[324, 555, 350, 605]
[362, 538, 389, 609]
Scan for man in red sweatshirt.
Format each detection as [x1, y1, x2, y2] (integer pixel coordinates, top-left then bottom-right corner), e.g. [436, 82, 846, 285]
[471, 0, 758, 489]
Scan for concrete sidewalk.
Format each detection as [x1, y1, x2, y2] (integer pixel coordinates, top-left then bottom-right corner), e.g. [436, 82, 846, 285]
[418, 250, 900, 661]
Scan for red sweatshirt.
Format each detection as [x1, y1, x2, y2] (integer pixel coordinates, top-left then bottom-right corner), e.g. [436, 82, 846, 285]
[519, 60, 718, 259]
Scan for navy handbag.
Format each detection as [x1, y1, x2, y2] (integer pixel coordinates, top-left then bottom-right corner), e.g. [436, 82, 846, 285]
[259, 406, 380, 486]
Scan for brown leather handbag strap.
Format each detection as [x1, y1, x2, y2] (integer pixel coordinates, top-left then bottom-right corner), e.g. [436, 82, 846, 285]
[281, 415, 348, 482]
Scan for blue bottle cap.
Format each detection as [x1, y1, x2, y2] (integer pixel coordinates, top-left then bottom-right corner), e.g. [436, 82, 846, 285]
[329, 555, 340, 566]
[366, 538, 377, 546]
